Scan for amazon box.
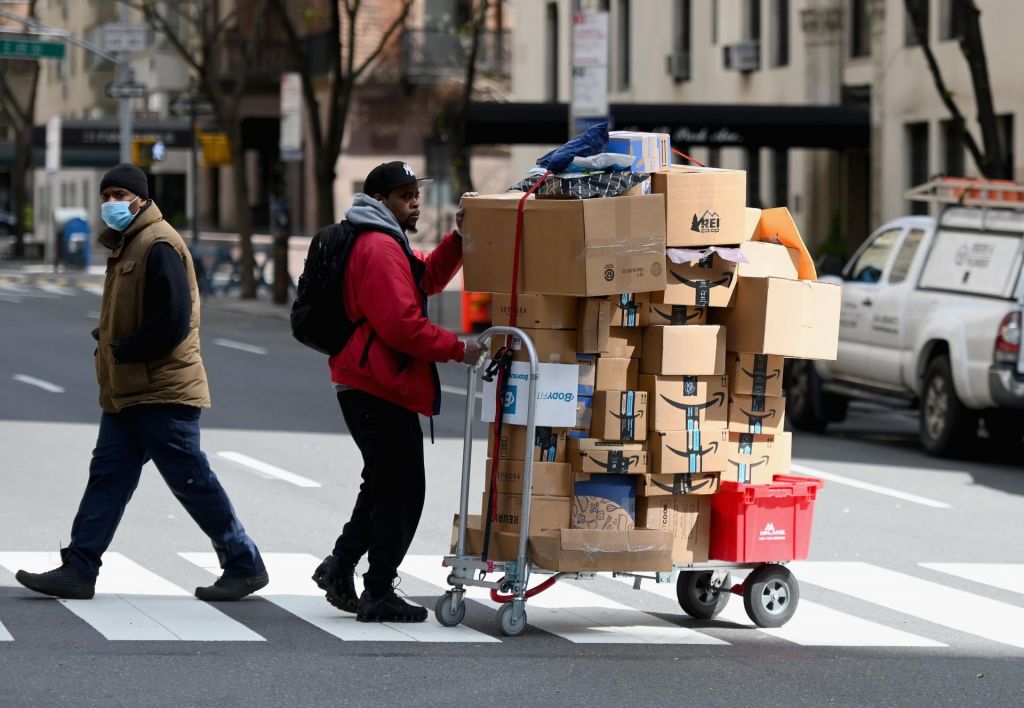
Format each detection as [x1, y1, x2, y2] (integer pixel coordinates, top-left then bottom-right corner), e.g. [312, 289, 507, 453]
[488, 458, 574, 497]
[663, 251, 738, 308]
[577, 299, 612, 353]
[572, 473, 636, 530]
[727, 352, 785, 397]
[639, 374, 729, 431]
[488, 424, 568, 463]
[528, 528, 673, 572]
[569, 438, 648, 475]
[608, 292, 652, 327]
[601, 327, 643, 359]
[725, 432, 793, 484]
[639, 472, 723, 497]
[451, 514, 519, 561]
[577, 356, 639, 396]
[460, 193, 667, 296]
[640, 325, 726, 376]
[712, 278, 841, 360]
[490, 293, 579, 329]
[652, 167, 748, 248]
[728, 394, 787, 435]
[591, 391, 648, 442]
[649, 429, 730, 475]
[575, 395, 593, 433]
[485, 493, 572, 534]
[645, 293, 708, 326]
[736, 241, 800, 280]
[636, 495, 711, 563]
[493, 328, 578, 364]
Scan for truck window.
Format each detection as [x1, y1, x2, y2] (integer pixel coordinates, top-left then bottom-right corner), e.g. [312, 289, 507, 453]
[847, 228, 902, 283]
[918, 229, 1024, 298]
[889, 228, 926, 283]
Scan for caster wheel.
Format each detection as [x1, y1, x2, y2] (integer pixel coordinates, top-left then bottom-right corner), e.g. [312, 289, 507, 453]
[743, 565, 799, 628]
[676, 570, 731, 619]
[496, 601, 527, 637]
[434, 592, 466, 627]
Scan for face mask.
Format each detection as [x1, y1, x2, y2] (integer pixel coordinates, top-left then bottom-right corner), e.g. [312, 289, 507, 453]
[101, 196, 140, 231]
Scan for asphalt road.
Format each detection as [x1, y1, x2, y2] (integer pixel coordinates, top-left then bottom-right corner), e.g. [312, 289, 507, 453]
[1, 275, 1023, 708]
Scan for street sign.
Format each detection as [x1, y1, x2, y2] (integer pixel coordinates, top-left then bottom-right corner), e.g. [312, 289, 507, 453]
[279, 72, 303, 162]
[102, 23, 148, 53]
[105, 82, 147, 100]
[170, 96, 215, 117]
[0, 38, 65, 60]
[570, 11, 608, 133]
[45, 115, 61, 176]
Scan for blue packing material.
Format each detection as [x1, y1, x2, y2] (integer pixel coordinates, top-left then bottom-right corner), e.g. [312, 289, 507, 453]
[536, 122, 609, 172]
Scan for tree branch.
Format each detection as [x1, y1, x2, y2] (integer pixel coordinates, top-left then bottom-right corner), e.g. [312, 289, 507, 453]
[957, 0, 1005, 178]
[268, 0, 324, 152]
[352, 0, 413, 80]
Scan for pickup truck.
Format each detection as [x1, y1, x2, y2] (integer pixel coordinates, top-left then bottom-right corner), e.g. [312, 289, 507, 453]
[786, 188, 1024, 456]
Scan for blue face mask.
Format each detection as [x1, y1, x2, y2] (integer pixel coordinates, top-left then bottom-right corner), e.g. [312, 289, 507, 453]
[101, 196, 140, 231]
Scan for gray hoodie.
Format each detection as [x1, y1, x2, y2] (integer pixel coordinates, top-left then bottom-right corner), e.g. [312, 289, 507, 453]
[344, 193, 409, 248]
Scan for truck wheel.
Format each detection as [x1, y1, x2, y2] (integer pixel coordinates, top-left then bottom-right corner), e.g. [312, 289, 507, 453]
[983, 413, 1024, 453]
[787, 360, 828, 433]
[920, 356, 977, 456]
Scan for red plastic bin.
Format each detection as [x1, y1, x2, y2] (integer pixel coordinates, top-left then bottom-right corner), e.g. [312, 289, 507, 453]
[709, 475, 824, 562]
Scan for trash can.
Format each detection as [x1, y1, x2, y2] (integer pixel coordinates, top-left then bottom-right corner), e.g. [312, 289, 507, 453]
[53, 207, 90, 269]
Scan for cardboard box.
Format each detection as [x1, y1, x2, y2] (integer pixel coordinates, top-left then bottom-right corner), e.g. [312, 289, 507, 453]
[663, 252, 738, 308]
[451, 514, 519, 561]
[652, 167, 748, 248]
[725, 432, 793, 484]
[649, 429, 730, 475]
[488, 458, 574, 497]
[485, 492, 572, 534]
[644, 297, 708, 326]
[639, 374, 729, 431]
[460, 194, 667, 296]
[575, 395, 593, 433]
[488, 424, 568, 463]
[591, 390, 648, 442]
[490, 293, 579, 329]
[494, 328, 578, 364]
[569, 438, 649, 474]
[727, 352, 785, 397]
[636, 495, 711, 563]
[712, 278, 841, 360]
[572, 473, 636, 530]
[601, 327, 643, 359]
[728, 394, 787, 435]
[639, 472, 723, 497]
[527, 528, 674, 572]
[736, 241, 800, 280]
[577, 299, 611, 353]
[640, 325, 726, 376]
[481, 362, 580, 428]
[608, 292, 652, 327]
[607, 131, 672, 173]
[577, 356, 639, 396]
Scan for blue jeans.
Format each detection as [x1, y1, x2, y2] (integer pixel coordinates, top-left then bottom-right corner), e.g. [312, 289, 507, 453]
[64, 404, 264, 581]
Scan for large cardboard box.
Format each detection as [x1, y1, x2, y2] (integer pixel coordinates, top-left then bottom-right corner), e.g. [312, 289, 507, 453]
[460, 194, 667, 296]
[724, 432, 792, 484]
[639, 373, 729, 431]
[649, 429, 730, 475]
[601, 327, 643, 359]
[572, 473, 636, 530]
[727, 352, 785, 397]
[494, 328, 578, 364]
[640, 325, 726, 376]
[490, 293, 579, 329]
[591, 390, 648, 442]
[489, 458, 574, 496]
[663, 252, 737, 308]
[574, 395, 593, 433]
[488, 424, 568, 463]
[644, 295, 708, 326]
[451, 514, 519, 561]
[482, 362, 580, 428]
[577, 299, 612, 353]
[486, 492, 572, 534]
[728, 394, 786, 435]
[639, 472, 723, 497]
[577, 356, 639, 396]
[712, 278, 841, 360]
[569, 438, 648, 474]
[608, 292, 652, 327]
[652, 167, 748, 248]
[528, 528, 673, 572]
[736, 241, 800, 280]
[636, 495, 711, 563]
[608, 131, 672, 173]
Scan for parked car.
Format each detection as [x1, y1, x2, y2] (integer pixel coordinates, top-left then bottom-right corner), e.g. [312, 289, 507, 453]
[787, 179, 1024, 456]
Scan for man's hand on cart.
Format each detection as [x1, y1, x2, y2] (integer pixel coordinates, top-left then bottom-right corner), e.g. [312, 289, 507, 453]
[461, 339, 486, 365]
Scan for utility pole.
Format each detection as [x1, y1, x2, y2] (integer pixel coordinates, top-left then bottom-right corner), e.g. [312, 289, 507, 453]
[116, 2, 133, 163]
[569, 0, 609, 138]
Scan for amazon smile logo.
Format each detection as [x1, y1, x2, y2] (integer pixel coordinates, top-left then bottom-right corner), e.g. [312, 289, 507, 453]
[741, 408, 777, 422]
[651, 306, 703, 325]
[740, 366, 781, 382]
[584, 452, 641, 473]
[651, 474, 713, 495]
[669, 271, 734, 289]
[660, 391, 725, 412]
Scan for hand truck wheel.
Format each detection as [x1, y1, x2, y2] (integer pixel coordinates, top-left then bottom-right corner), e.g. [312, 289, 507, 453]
[676, 570, 731, 620]
[742, 564, 799, 628]
[496, 600, 527, 637]
[434, 591, 466, 627]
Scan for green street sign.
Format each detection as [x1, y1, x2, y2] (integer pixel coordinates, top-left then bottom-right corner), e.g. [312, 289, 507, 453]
[0, 38, 66, 60]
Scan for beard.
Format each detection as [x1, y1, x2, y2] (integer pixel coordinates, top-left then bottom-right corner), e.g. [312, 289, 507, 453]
[403, 221, 418, 234]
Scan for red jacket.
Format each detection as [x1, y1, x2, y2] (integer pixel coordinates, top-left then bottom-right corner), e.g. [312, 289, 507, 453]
[329, 229, 466, 416]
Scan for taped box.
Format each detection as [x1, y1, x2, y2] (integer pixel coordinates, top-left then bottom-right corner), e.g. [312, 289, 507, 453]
[577, 356, 639, 396]
[481, 362, 579, 428]
[488, 458, 573, 497]
[600, 327, 643, 360]
[569, 438, 648, 475]
[488, 424, 568, 463]
[528, 528, 674, 572]
[644, 294, 708, 326]
[663, 252, 737, 308]
[494, 328, 578, 364]
[591, 390, 648, 442]
[451, 514, 519, 561]
[640, 325, 726, 376]
[484, 492, 572, 534]
[735, 241, 800, 280]
[639, 373, 729, 431]
[725, 432, 793, 485]
[649, 429, 730, 475]
[572, 473, 636, 531]
[652, 167, 748, 248]
[577, 298, 611, 353]
[728, 394, 787, 436]
[636, 495, 711, 564]
[639, 471, 723, 497]
[608, 292, 652, 327]
[727, 352, 785, 397]
[489, 293, 579, 329]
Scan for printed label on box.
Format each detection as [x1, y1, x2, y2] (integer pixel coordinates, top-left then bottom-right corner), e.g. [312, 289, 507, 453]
[482, 362, 579, 427]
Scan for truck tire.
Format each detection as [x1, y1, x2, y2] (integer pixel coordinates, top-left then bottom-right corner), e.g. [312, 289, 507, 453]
[983, 412, 1024, 453]
[920, 356, 978, 457]
[787, 360, 828, 432]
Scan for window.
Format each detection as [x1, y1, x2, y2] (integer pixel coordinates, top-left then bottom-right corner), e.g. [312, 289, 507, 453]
[771, 0, 789, 67]
[850, 0, 870, 58]
[906, 122, 929, 215]
[772, 148, 788, 206]
[708, 146, 721, 168]
[545, 2, 559, 102]
[940, 0, 964, 41]
[905, 0, 929, 46]
[673, 0, 691, 81]
[941, 120, 965, 176]
[847, 228, 902, 283]
[999, 114, 1014, 176]
[618, 0, 631, 90]
[890, 229, 926, 283]
[711, 0, 718, 45]
[746, 147, 762, 208]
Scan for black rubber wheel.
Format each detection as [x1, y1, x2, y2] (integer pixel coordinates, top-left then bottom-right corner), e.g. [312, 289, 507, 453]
[434, 592, 466, 627]
[676, 571, 731, 619]
[497, 601, 527, 637]
[983, 412, 1024, 453]
[920, 356, 978, 457]
[786, 360, 828, 432]
[743, 565, 799, 628]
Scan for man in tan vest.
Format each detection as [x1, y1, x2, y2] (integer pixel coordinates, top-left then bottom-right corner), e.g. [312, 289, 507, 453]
[15, 163, 268, 601]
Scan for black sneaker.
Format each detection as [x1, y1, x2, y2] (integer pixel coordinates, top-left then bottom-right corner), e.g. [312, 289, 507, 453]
[312, 556, 358, 614]
[356, 589, 427, 623]
[16, 565, 95, 600]
[195, 570, 269, 601]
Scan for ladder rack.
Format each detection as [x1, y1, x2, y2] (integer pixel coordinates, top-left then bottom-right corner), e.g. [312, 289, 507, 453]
[905, 177, 1024, 210]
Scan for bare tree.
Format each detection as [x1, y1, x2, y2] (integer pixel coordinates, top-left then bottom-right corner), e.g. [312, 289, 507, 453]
[0, 0, 41, 257]
[442, 0, 491, 197]
[904, 0, 1007, 178]
[268, 0, 413, 227]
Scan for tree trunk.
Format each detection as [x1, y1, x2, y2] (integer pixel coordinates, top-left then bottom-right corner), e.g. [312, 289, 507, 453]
[227, 126, 255, 298]
[316, 156, 336, 226]
[11, 123, 31, 257]
[957, 0, 1006, 178]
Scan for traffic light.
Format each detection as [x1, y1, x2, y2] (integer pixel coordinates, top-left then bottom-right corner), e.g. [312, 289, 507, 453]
[131, 136, 165, 166]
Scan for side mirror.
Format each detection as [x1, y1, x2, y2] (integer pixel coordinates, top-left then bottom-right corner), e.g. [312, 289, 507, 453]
[817, 254, 845, 279]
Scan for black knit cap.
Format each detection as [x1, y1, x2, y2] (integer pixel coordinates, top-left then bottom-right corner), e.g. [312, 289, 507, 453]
[362, 161, 432, 197]
[99, 163, 149, 200]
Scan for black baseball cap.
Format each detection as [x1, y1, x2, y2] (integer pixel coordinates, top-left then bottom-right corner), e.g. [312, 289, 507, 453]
[362, 161, 432, 197]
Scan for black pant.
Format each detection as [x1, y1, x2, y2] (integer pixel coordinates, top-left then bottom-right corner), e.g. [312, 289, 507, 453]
[332, 389, 425, 595]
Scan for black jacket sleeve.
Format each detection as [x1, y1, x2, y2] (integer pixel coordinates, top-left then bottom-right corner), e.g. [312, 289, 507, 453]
[112, 243, 191, 363]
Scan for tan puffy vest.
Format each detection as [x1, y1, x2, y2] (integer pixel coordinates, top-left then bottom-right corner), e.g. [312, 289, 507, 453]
[95, 203, 210, 413]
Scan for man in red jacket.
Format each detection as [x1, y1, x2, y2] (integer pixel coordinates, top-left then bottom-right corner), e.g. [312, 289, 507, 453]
[313, 161, 484, 623]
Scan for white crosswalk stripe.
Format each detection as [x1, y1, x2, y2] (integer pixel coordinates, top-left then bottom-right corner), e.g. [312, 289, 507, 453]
[37, 284, 80, 296]
[920, 563, 1024, 597]
[0, 620, 12, 641]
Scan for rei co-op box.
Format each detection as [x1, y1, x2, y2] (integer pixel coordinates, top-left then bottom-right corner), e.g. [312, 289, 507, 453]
[640, 325, 726, 376]
[652, 167, 748, 248]
[489, 293, 579, 329]
[460, 193, 667, 296]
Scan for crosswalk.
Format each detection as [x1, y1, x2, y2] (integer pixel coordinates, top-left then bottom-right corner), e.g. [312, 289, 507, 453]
[2, 551, 1024, 651]
[0, 279, 103, 303]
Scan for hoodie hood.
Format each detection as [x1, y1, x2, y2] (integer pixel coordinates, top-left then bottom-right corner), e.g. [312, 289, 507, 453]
[345, 193, 408, 247]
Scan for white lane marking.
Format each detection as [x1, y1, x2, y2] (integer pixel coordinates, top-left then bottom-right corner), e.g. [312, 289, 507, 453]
[793, 561, 1024, 649]
[82, 285, 104, 296]
[0, 293, 21, 303]
[13, 375, 65, 394]
[611, 571, 943, 647]
[182, 552, 497, 643]
[921, 563, 1024, 597]
[213, 338, 267, 356]
[440, 384, 483, 400]
[0, 552, 263, 642]
[790, 462, 951, 509]
[216, 451, 321, 488]
[86, 311, 100, 320]
[402, 555, 724, 644]
[38, 284, 78, 296]
[0, 283, 58, 298]
[0, 621, 11, 641]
